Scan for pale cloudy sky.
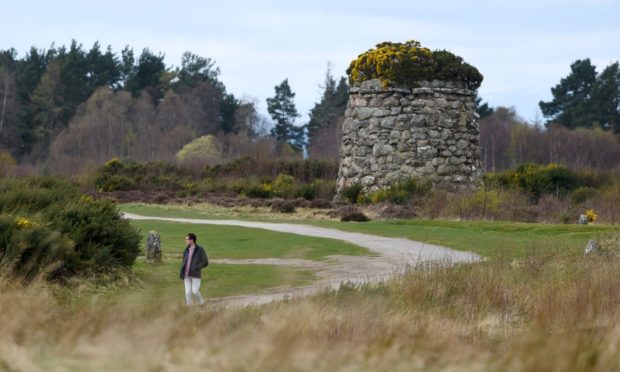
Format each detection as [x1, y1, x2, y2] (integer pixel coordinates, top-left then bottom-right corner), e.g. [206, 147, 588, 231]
[1, 0, 619, 124]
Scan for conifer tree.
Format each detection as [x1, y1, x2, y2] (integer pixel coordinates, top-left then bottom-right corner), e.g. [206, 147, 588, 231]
[267, 78, 304, 149]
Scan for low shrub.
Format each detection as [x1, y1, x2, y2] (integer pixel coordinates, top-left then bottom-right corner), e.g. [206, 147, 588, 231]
[341, 211, 370, 222]
[454, 189, 502, 219]
[377, 204, 417, 219]
[207, 157, 338, 182]
[271, 199, 296, 214]
[571, 186, 597, 204]
[92, 158, 194, 192]
[242, 182, 273, 199]
[485, 164, 578, 203]
[341, 183, 364, 204]
[309, 199, 333, 209]
[296, 183, 317, 200]
[272, 173, 296, 198]
[366, 178, 432, 205]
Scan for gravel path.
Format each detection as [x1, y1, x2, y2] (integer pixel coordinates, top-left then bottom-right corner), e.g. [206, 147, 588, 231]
[124, 213, 481, 307]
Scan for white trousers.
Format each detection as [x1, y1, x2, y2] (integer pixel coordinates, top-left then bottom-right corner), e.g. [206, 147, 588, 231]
[184, 277, 205, 305]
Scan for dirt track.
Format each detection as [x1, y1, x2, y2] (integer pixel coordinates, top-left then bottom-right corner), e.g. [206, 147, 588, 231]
[124, 213, 481, 307]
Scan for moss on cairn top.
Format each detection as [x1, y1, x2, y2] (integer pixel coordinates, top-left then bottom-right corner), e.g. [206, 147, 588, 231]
[346, 40, 483, 90]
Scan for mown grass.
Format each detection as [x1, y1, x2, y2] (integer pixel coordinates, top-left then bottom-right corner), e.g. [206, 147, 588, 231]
[305, 219, 619, 258]
[129, 219, 370, 260]
[121, 202, 618, 258]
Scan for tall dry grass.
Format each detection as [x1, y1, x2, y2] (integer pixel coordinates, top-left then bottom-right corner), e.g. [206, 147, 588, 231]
[2, 241, 620, 371]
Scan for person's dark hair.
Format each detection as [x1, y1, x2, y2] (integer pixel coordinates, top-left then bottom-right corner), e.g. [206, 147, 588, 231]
[186, 233, 197, 243]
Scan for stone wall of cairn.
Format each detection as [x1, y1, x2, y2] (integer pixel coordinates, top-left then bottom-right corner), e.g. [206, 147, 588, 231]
[336, 79, 483, 196]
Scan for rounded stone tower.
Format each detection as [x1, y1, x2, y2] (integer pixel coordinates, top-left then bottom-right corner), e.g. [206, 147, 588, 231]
[336, 41, 484, 197]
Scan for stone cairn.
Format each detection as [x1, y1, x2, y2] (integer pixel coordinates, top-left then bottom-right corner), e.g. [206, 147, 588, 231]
[146, 230, 162, 263]
[336, 78, 483, 196]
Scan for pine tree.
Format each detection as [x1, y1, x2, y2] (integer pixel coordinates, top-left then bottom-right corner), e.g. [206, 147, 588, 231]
[540, 59, 620, 131]
[590, 62, 620, 132]
[267, 79, 303, 149]
[124, 48, 166, 100]
[539, 59, 598, 129]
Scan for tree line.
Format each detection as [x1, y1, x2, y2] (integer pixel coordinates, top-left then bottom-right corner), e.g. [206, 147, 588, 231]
[0, 39, 618, 174]
[0, 40, 349, 173]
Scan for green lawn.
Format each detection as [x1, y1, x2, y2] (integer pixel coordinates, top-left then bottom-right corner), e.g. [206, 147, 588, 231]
[130, 219, 370, 260]
[302, 219, 619, 258]
[121, 203, 619, 258]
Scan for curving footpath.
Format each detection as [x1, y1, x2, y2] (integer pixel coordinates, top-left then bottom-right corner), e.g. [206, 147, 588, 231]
[123, 213, 481, 307]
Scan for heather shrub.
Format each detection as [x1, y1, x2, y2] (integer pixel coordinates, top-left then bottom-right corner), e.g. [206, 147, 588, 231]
[271, 199, 296, 214]
[341, 211, 370, 222]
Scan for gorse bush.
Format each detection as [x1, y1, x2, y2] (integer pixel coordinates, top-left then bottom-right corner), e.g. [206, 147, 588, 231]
[453, 189, 502, 219]
[272, 173, 296, 198]
[93, 158, 193, 191]
[363, 178, 432, 205]
[0, 177, 141, 280]
[485, 163, 579, 203]
[206, 157, 338, 182]
[91, 157, 338, 200]
[0, 215, 74, 281]
[341, 183, 364, 204]
[347, 40, 483, 89]
[571, 186, 597, 204]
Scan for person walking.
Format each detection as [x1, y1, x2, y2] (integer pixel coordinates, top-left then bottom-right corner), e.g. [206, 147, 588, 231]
[179, 233, 209, 306]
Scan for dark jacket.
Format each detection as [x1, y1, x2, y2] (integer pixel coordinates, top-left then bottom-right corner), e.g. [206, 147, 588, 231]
[179, 244, 209, 279]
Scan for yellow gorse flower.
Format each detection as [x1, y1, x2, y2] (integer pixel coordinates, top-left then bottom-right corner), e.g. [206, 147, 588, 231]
[585, 209, 598, 223]
[346, 39, 482, 89]
[15, 217, 36, 228]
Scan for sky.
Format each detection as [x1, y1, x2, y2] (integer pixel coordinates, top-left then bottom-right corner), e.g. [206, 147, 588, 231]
[1, 0, 619, 124]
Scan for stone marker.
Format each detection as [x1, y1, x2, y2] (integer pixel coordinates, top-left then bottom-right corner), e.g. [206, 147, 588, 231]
[584, 239, 599, 256]
[146, 230, 162, 263]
